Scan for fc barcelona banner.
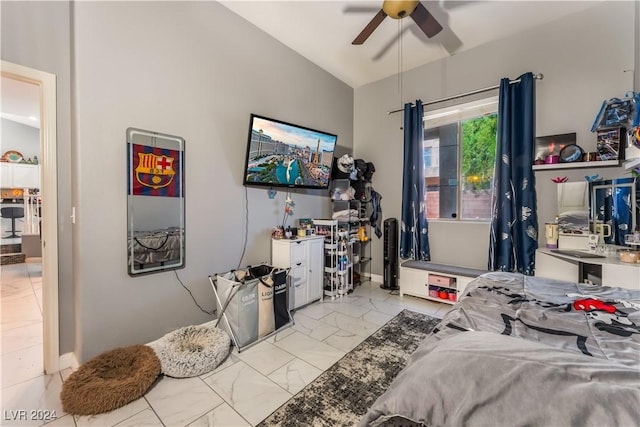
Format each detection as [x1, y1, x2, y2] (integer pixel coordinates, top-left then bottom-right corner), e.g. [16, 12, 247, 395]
[128, 143, 182, 197]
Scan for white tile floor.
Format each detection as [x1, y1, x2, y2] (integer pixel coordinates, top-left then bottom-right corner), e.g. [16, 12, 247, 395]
[1, 264, 451, 427]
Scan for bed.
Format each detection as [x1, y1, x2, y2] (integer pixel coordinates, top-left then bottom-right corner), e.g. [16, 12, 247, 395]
[361, 272, 640, 426]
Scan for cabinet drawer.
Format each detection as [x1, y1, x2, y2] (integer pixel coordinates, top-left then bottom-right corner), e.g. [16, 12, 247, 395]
[428, 274, 456, 287]
[289, 265, 306, 285]
[290, 241, 306, 263]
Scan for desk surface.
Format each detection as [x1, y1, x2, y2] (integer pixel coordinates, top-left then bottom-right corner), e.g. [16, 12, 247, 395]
[538, 248, 640, 268]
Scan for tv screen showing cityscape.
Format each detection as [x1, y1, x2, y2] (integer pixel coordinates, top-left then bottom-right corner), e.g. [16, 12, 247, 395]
[242, 114, 337, 189]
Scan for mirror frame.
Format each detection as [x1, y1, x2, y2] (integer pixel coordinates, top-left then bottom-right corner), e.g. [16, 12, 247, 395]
[127, 128, 185, 276]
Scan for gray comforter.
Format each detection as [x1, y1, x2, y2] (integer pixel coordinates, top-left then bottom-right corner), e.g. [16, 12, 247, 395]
[361, 272, 640, 427]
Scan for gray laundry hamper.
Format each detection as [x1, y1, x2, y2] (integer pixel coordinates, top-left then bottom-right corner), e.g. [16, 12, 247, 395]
[211, 270, 259, 351]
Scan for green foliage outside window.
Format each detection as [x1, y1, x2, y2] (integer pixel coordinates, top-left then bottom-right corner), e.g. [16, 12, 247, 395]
[461, 114, 497, 190]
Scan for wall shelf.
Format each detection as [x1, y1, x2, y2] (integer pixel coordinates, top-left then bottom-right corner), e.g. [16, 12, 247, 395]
[532, 160, 620, 171]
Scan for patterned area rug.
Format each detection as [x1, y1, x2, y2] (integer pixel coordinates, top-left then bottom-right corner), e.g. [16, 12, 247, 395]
[258, 309, 441, 427]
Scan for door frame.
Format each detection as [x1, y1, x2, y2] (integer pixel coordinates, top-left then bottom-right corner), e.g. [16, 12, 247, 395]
[1, 60, 59, 374]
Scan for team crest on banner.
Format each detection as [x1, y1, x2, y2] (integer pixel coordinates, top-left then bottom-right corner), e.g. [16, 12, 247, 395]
[129, 143, 182, 197]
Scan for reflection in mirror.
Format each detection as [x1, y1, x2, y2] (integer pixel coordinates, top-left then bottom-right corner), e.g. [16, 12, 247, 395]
[127, 128, 185, 276]
[589, 177, 638, 245]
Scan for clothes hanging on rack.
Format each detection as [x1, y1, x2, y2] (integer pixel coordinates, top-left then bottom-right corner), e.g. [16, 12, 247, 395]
[370, 189, 383, 238]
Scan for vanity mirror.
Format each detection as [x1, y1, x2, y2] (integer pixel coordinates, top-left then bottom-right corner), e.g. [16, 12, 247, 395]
[127, 128, 185, 276]
[589, 177, 639, 246]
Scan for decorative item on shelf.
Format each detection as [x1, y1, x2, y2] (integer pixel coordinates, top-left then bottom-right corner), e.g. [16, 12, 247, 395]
[357, 226, 369, 241]
[545, 154, 559, 164]
[585, 174, 601, 183]
[596, 128, 624, 161]
[272, 226, 284, 240]
[558, 144, 584, 163]
[551, 176, 568, 183]
[534, 133, 576, 165]
[2, 150, 24, 163]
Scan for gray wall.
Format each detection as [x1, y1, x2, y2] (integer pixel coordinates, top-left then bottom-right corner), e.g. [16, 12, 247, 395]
[354, 1, 636, 273]
[3, 1, 353, 362]
[68, 1, 352, 361]
[1, 0, 75, 355]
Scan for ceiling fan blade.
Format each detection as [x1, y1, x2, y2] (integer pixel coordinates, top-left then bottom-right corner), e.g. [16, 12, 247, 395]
[410, 2, 443, 38]
[352, 9, 387, 45]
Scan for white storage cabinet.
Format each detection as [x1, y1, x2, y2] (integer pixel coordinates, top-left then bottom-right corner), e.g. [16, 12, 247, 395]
[271, 236, 324, 310]
[0, 163, 40, 189]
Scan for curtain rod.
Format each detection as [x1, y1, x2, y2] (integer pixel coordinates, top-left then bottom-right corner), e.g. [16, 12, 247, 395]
[387, 73, 544, 115]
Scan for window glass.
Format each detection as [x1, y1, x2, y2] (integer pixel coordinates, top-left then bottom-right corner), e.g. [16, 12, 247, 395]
[423, 97, 498, 221]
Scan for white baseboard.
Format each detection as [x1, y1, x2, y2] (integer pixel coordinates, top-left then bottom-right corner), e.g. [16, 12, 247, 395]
[59, 352, 79, 371]
[364, 272, 383, 283]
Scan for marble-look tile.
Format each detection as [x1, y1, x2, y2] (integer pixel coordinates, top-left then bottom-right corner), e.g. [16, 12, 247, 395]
[187, 402, 250, 427]
[361, 309, 395, 326]
[400, 295, 445, 317]
[200, 352, 240, 379]
[1, 373, 65, 427]
[1, 344, 44, 388]
[114, 408, 163, 427]
[272, 331, 345, 370]
[352, 283, 395, 302]
[145, 376, 224, 426]
[0, 280, 33, 301]
[291, 313, 339, 341]
[41, 414, 76, 426]
[268, 358, 323, 394]
[0, 264, 29, 282]
[323, 328, 366, 352]
[1, 321, 42, 354]
[236, 341, 294, 376]
[320, 312, 379, 338]
[75, 398, 149, 427]
[354, 298, 404, 317]
[323, 300, 371, 318]
[204, 361, 291, 426]
[1, 294, 42, 330]
[25, 260, 42, 278]
[265, 325, 295, 344]
[294, 302, 334, 320]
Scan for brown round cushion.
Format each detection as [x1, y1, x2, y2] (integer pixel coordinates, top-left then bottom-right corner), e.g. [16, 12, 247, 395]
[60, 344, 160, 415]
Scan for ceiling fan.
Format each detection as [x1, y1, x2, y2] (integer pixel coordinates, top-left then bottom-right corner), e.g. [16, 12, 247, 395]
[352, 0, 443, 45]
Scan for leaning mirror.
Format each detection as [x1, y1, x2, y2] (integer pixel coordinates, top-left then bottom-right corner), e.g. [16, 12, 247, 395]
[127, 128, 185, 276]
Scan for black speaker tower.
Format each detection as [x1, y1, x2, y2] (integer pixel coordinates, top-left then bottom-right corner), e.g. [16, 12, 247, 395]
[382, 218, 399, 290]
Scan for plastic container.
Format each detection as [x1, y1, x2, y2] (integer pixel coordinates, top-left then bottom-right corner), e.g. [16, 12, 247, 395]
[438, 289, 449, 300]
[428, 288, 439, 298]
[448, 292, 457, 302]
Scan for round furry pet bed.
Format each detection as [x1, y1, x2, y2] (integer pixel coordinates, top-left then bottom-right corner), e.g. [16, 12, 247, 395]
[150, 325, 231, 378]
[60, 345, 160, 415]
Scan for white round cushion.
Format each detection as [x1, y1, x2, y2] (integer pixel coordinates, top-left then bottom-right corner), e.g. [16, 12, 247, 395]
[150, 325, 231, 378]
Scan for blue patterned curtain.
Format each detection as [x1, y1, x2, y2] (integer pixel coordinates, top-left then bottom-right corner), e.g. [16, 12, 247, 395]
[488, 73, 538, 274]
[400, 100, 430, 260]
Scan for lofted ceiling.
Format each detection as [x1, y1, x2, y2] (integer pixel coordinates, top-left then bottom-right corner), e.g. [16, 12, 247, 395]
[0, 1, 606, 127]
[220, 0, 605, 88]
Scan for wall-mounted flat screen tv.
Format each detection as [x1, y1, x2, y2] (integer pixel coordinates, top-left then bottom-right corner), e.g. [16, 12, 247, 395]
[242, 114, 337, 189]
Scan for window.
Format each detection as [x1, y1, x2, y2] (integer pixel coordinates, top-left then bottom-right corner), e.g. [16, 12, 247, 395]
[423, 97, 498, 221]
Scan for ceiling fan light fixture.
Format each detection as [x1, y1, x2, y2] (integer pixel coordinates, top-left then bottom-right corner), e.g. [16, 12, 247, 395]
[382, 0, 419, 19]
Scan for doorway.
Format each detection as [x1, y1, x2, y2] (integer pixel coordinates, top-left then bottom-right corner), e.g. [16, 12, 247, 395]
[1, 60, 59, 377]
